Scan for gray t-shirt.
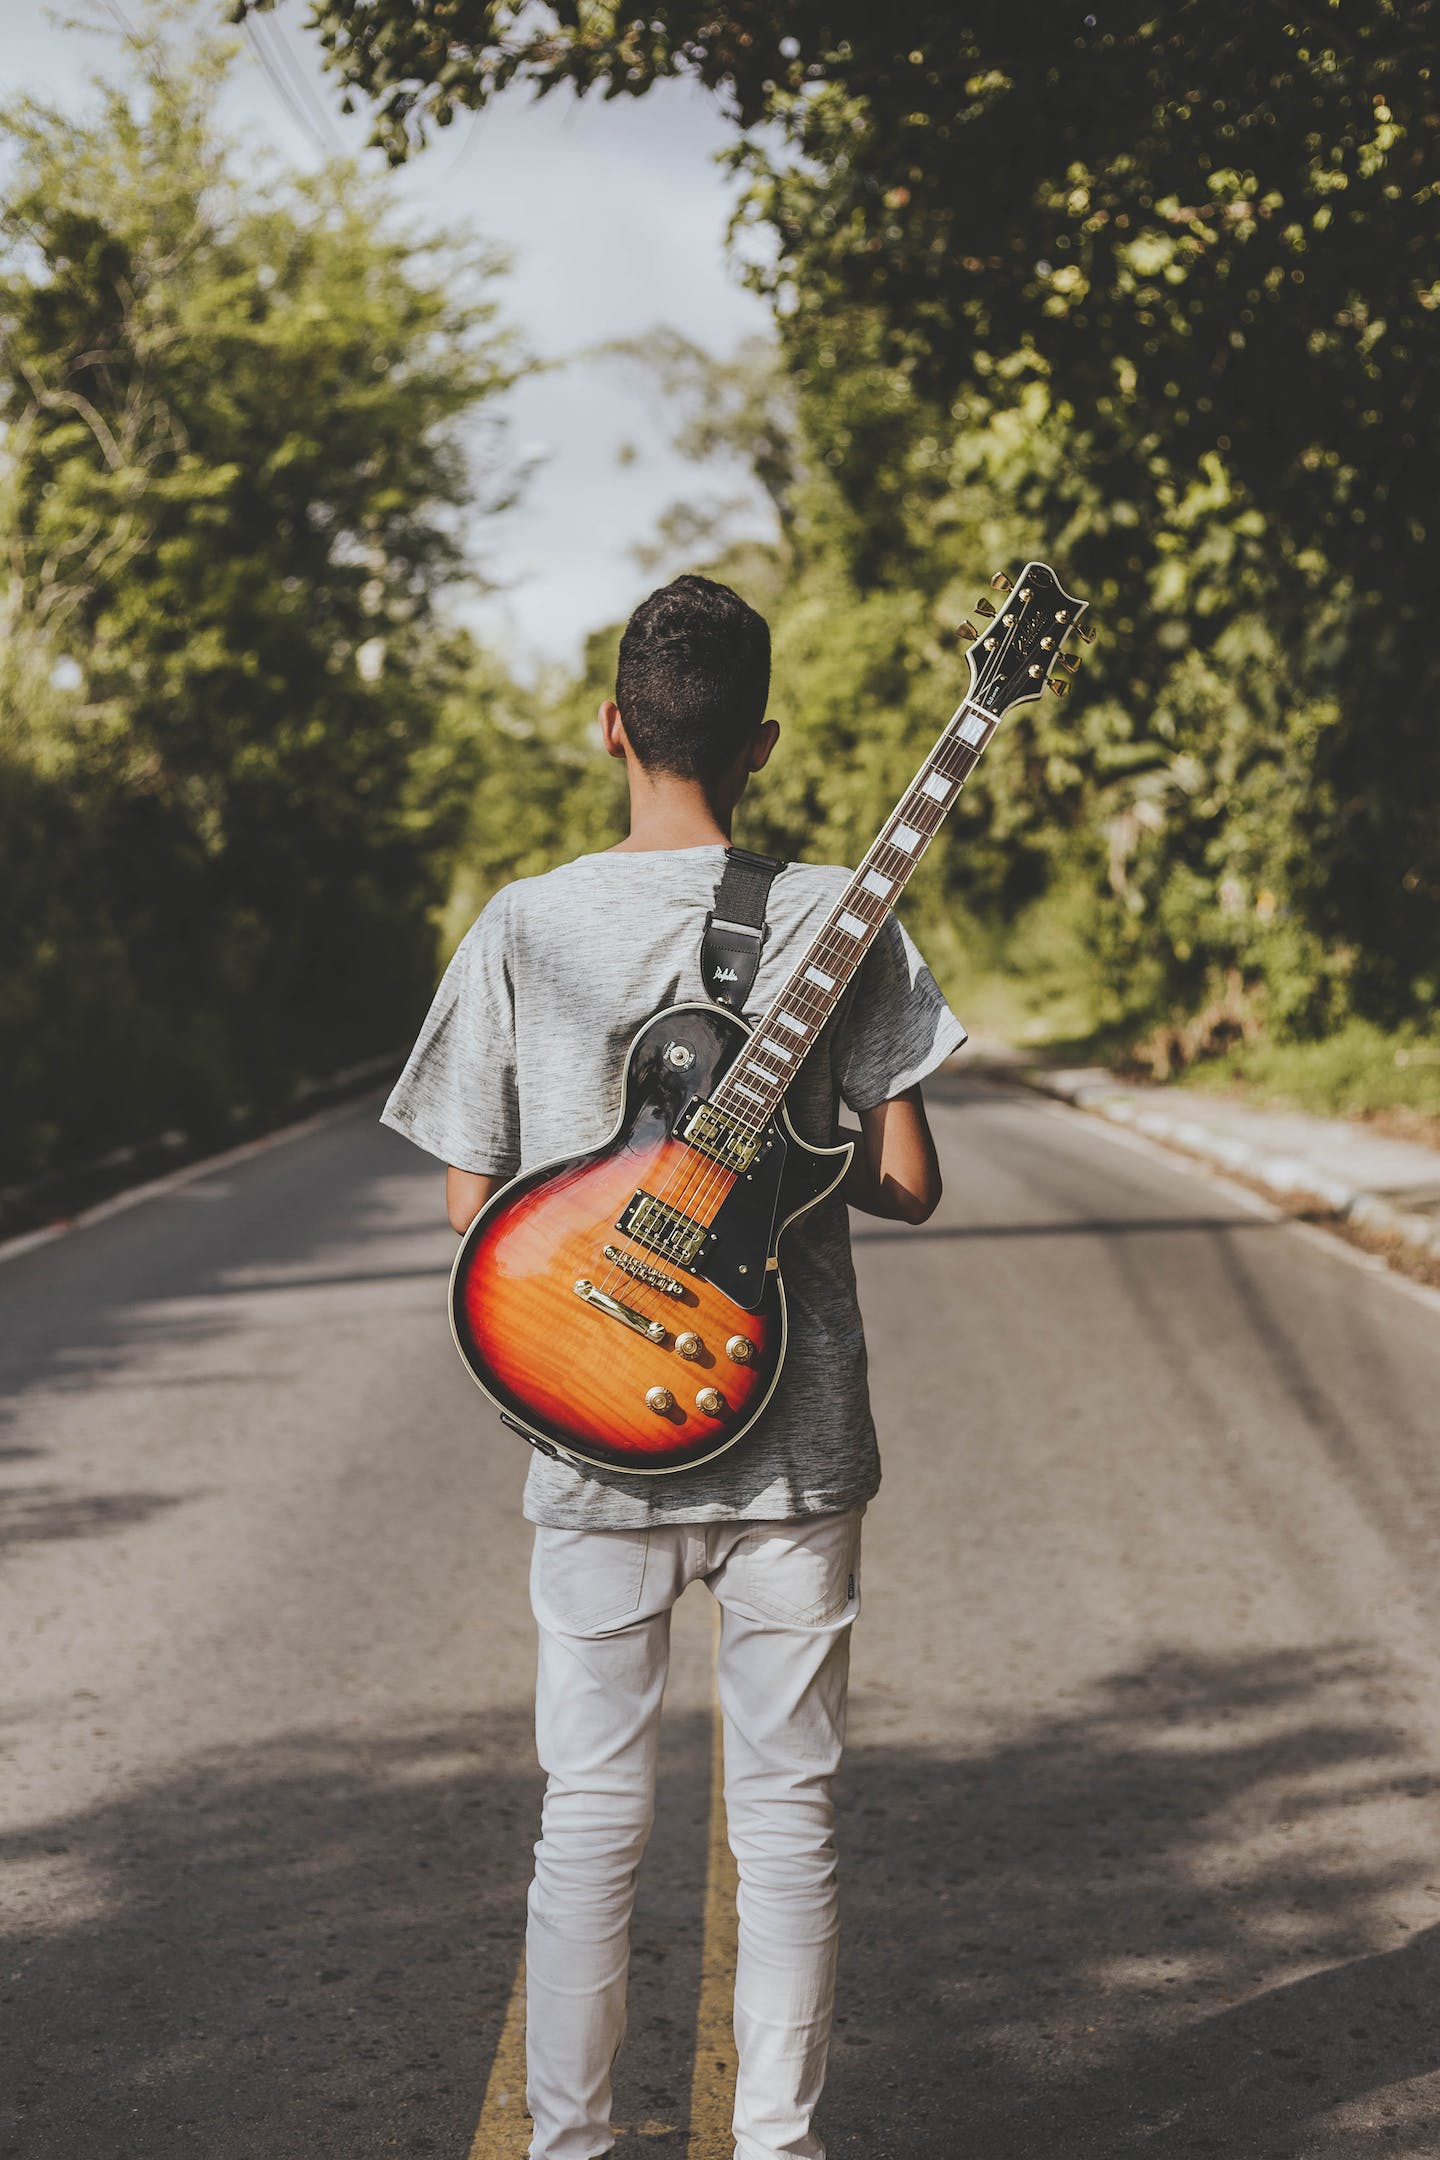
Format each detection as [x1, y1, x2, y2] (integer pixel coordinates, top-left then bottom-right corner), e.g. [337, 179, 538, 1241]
[380, 844, 966, 1527]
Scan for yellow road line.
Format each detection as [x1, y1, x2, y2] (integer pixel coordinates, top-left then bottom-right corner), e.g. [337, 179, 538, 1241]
[688, 1610, 740, 2157]
[467, 1950, 531, 2160]
[467, 1606, 739, 2158]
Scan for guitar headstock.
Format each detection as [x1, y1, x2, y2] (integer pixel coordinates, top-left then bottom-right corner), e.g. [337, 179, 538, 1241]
[961, 561, 1092, 716]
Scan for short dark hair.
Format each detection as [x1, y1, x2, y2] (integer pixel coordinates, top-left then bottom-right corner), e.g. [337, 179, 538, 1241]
[615, 574, 771, 784]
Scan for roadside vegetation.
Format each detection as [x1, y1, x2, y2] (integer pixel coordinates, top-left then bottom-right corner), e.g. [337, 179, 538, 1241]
[3, 5, 1435, 1194]
[280, 0, 1433, 1123]
[0, 22, 521, 1185]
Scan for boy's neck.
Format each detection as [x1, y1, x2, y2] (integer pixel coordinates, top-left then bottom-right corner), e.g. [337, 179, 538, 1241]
[610, 770, 737, 854]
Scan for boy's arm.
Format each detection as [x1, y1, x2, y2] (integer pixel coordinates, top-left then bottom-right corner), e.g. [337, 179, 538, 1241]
[447, 1167, 504, 1234]
[838, 1084, 942, 1225]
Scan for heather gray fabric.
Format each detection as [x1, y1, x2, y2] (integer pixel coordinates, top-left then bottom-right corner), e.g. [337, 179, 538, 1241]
[380, 844, 966, 1526]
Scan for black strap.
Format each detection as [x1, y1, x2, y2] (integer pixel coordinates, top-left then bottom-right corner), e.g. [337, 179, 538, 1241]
[701, 846, 786, 1011]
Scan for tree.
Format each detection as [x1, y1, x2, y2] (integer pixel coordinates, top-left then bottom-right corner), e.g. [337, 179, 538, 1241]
[0, 14, 523, 1182]
[238, 3, 1433, 580]
[253, 0, 1437, 1035]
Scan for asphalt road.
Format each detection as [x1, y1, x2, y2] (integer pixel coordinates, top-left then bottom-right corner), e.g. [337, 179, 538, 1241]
[3, 1073, 1440, 2160]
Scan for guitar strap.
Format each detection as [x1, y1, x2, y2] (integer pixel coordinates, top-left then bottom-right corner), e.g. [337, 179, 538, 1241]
[701, 846, 787, 1012]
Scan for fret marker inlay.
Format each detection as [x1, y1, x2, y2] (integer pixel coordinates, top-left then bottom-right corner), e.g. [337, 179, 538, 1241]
[730, 607, 1042, 1119]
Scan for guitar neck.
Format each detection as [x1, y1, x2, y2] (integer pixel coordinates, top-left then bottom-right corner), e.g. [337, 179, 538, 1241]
[709, 691, 999, 1126]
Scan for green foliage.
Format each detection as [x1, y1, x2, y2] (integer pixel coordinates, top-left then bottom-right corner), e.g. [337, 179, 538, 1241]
[0, 17, 523, 1184]
[274, 0, 1439, 1063]
[1176, 1018, 1440, 1131]
[605, 334, 1420, 1066]
[264, 2, 1435, 587]
[439, 630, 630, 951]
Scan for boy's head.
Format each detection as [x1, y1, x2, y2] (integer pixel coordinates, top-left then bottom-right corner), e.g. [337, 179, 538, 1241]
[612, 575, 772, 787]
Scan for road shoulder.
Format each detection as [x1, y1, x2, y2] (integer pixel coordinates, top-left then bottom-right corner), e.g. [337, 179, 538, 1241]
[957, 1044, 1440, 1289]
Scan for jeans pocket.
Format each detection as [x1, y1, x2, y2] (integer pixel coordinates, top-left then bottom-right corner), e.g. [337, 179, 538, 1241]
[531, 1525, 651, 1632]
[738, 1511, 861, 1626]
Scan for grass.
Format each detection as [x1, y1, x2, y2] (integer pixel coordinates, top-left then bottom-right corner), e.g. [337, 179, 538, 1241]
[942, 966, 1105, 1056]
[948, 941, 1440, 1146]
[1173, 1019, 1440, 1144]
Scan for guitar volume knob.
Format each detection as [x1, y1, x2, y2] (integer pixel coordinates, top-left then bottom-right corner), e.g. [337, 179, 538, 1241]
[725, 1335, 756, 1365]
[695, 1387, 724, 1417]
[645, 1386, 675, 1415]
[675, 1332, 703, 1360]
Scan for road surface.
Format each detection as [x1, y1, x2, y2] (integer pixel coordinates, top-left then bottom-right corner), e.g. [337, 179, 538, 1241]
[3, 1073, 1440, 2159]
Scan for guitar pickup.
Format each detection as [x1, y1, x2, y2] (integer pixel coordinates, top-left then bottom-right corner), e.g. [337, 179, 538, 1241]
[680, 1099, 769, 1174]
[617, 1190, 711, 1270]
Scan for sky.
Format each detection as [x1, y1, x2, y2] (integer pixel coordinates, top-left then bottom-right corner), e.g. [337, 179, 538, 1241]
[0, 1, 777, 674]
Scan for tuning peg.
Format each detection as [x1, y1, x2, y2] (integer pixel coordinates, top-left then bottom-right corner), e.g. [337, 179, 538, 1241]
[1077, 623, 1096, 643]
[1060, 651, 1081, 673]
[1048, 677, 1070, 697]
[975, 598, 997, 618]
[957, 620, 979, 642]
[989, 571, 1013, 594]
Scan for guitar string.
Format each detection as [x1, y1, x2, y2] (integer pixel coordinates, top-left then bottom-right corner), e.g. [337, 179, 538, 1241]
[588, 686, 1004, 1322]
[594, 569, 1078, 1291]
[577, 586, 1084, 1411]
[657, 696, 994, 1245]
[590, 699, 996, 1326]
[649, 739, 976, 1257]
[584, 862, 904, 1320]
[586, 726, 978, 1316]
[589, 703, 991, 1329]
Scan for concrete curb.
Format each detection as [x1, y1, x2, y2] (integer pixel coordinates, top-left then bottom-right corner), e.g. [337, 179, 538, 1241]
[0, 1051, 402, 1253]
[0, 1088, 386, 1270]
[1017, 1065, 1440, 1266]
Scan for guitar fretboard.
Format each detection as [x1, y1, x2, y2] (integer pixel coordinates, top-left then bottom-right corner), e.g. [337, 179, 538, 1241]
[709, 695, 999, 1127]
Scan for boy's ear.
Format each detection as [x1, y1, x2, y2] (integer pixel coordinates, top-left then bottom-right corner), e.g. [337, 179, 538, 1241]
[747, 718, 781, 773]
[599, 698, 627, 761]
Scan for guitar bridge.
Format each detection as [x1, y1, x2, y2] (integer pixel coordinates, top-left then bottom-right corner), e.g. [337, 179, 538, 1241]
[603, 1244, 687, 1297]
[617, 1190, 711, 1270]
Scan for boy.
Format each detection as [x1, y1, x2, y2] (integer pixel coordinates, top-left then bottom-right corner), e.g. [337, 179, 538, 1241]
[381, 574, 966, 2160]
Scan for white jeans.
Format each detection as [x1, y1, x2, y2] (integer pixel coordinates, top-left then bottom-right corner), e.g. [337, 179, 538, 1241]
[524, 1508, 863, 2160]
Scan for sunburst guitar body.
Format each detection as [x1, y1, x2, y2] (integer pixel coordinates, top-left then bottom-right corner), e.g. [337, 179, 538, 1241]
[449, 1002, 852, 1474]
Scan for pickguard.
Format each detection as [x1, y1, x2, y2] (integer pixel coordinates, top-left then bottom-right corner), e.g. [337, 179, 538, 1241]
[693, 1127, 788, 1310]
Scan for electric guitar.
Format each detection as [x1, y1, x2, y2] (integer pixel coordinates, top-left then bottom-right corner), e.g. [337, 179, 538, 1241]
[450, 562, 1091, 1474]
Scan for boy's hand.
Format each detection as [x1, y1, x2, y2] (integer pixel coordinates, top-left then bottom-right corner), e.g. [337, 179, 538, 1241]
[447, 1167, 503, 1234]
[839, 1086, 943, 1224]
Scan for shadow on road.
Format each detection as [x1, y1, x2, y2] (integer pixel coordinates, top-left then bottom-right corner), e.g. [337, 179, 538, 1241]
[0, 1114, 439, 1562]
[0, 1483, 195, 1555]
[7, 1080, 1440, 2154]
[0, 1711, 549, 2160]
[4, 1646, 1437, 2158]
[852, 1214, 1283, 1243]
[828, 1645, 1440, 2160]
